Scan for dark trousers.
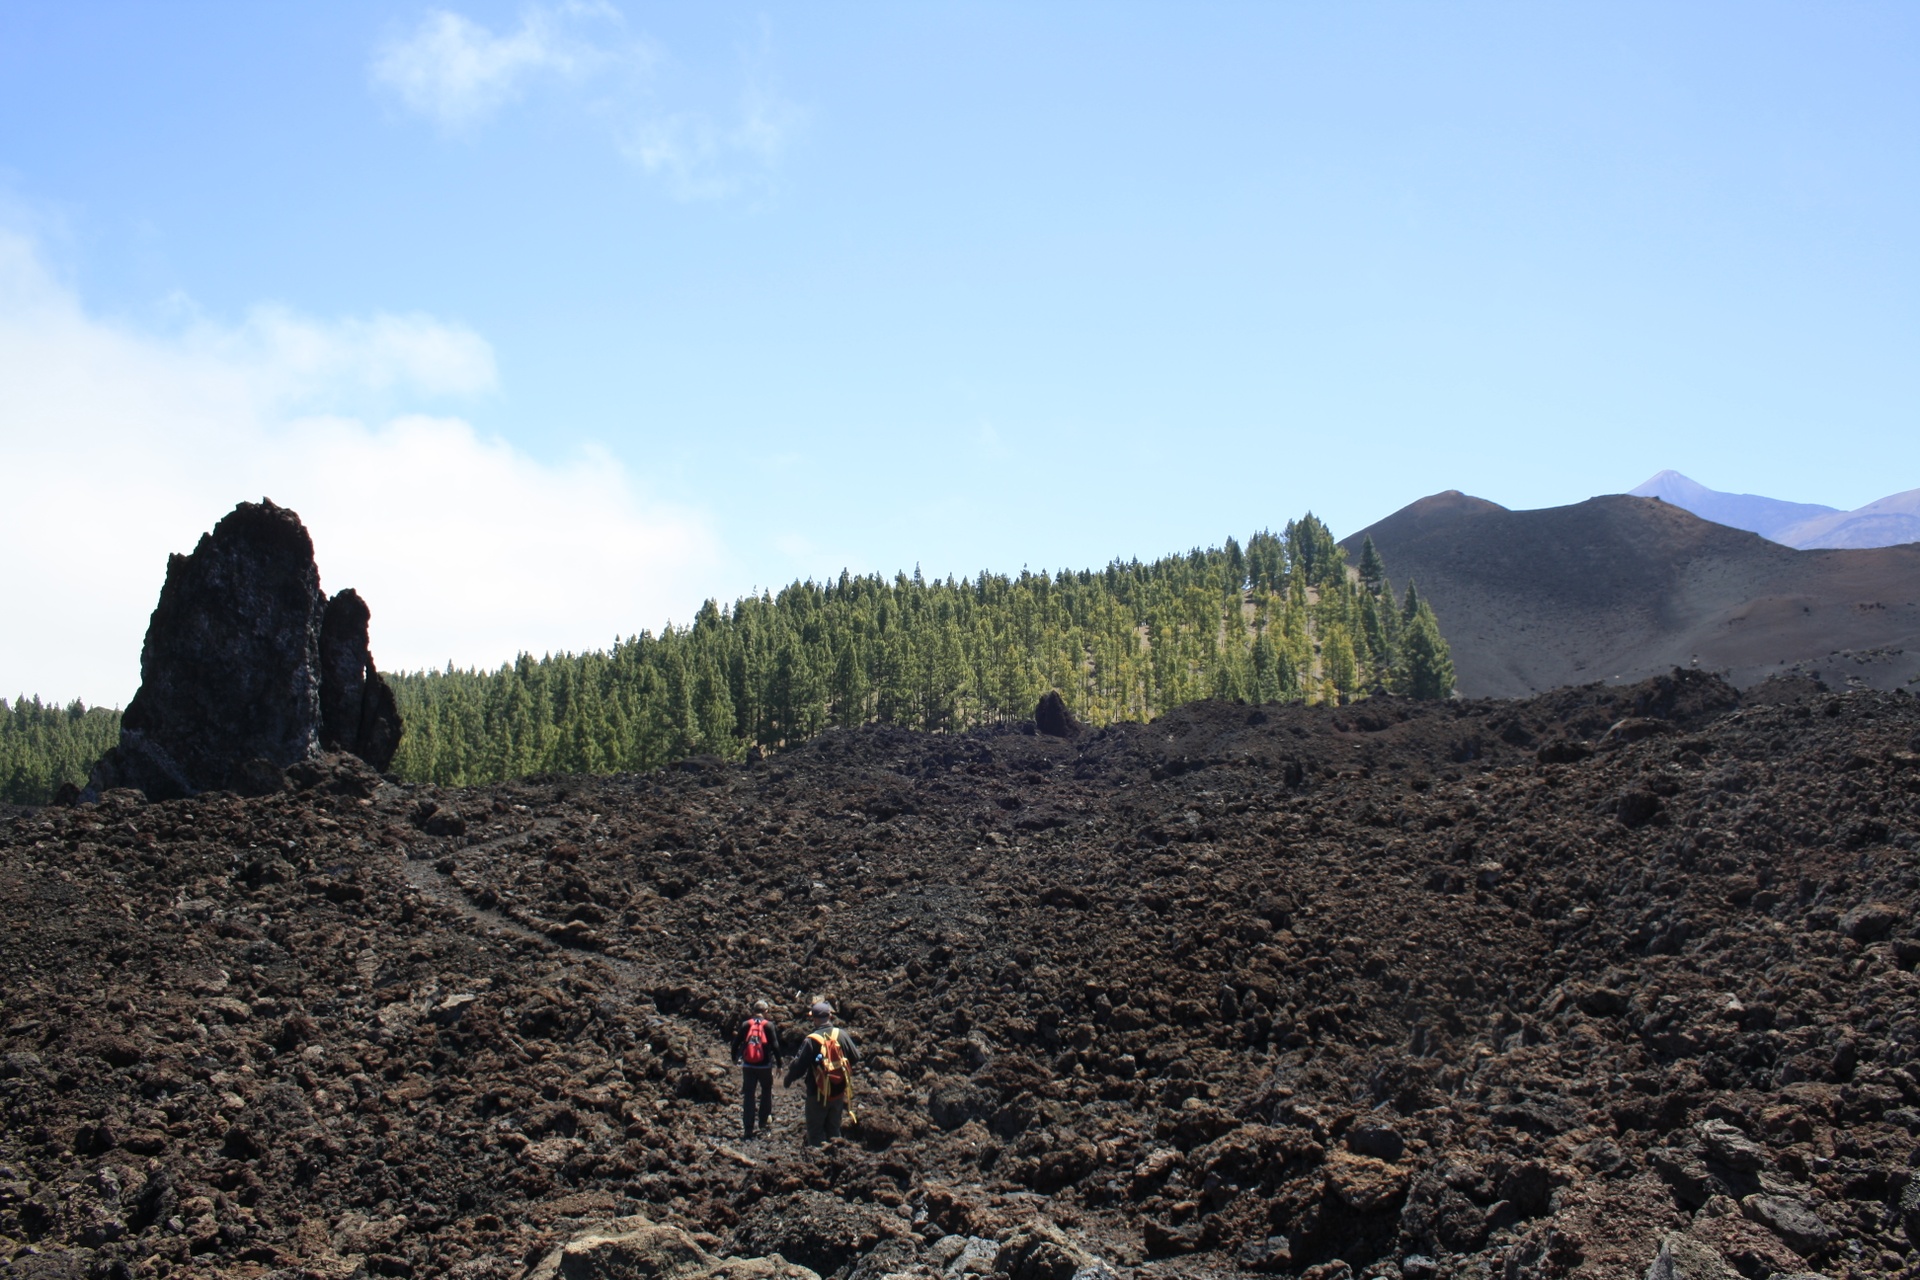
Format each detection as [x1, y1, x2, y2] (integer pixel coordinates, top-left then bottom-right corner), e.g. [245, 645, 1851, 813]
[741, 1067, 773, 1137]
[803, 1093, 847, 1145]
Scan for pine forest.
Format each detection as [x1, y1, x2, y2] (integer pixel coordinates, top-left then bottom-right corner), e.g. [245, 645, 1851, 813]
[1, 517, 1453, 802]
[0, 697, 123, 807]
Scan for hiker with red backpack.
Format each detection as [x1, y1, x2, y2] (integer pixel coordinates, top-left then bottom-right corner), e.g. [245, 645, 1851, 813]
[785, 999, 859, 1145]
[732, 999, 784, 1140]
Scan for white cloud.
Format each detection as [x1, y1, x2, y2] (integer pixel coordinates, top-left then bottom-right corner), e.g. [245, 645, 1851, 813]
[370, 5, 623, 128]
[0, 231, 722, 707]
[620, 21, 802, 200]
[372, 5, 802, 200]
[620, 84, 802, 200]
[188, 305, 498, 403]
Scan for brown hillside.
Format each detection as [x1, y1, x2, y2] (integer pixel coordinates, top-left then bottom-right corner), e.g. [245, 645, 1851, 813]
[1342, 493, 1920, 698]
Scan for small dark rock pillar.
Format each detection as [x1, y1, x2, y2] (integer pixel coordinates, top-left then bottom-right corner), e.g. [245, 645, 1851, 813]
[319, 589, 401, 772]
[88, 499, 403, 799]
[1035, 690, 1081, 738]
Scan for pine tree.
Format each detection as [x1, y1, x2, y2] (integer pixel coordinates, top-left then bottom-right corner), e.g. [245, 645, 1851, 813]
[1249, 632, 1280, 704]
[1286, 513, 1343, 586]
[829, 636, 870, 728]
[695, 653, 739, 756]
[1399, 603, 1456, 700]
[1322, 624, 1359, 705]
[1358, 590, 1389, 685]
[1358, 535, 1386, 591]
[1210, 657, 1248, 702]
[1244, 530, 1285, 593]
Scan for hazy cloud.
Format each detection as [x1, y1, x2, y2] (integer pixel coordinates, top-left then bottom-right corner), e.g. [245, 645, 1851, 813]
[620, 81, 803, 200]
[372, 4, 801, 200]
[187, 305, 499, 402]
[0, 230, 722, 706]
[370, 4, 625, 128]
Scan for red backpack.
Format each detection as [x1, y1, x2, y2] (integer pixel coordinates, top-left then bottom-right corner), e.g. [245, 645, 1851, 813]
[743, 1016, 772, 1066]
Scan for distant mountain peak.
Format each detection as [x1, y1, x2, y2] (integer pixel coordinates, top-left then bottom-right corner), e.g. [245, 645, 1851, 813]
[1626, 471, 1839, 542]
[1630, 469, 1714, 500]
[1341, 489, 1920, 697]
[1774, 485, 1920, 549]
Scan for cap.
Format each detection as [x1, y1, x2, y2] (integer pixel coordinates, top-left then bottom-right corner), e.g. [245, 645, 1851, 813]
[753, 999, 769, 1013]
[810, 1000, 833, 1019]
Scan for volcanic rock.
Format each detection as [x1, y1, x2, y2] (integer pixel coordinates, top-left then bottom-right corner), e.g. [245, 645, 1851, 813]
[87, 501, 324, 798]
[993, 1221, 1104, 1280]
[320, 588, 402, 770]
[1901, 1177, 1920, 1248]
[1034, 691, 1080, 738]
[1839, 901, 1902, 941]
[931, 1234, 999, 1275]
[727, 1192, 900, 1277]
[1346, 1120, 1405, 1162]
[8, 669, 1920, 1280]
[1644, 1234, 1739, 1280]
[1325, 1151, 1409, 1212]
[1693, 1119, 1766, 1173]
[527, 1217, 819, 1280]
[1685, 1212, 1808, 1279]
[926, 1078, 992, 1131]
[1737, 1195, 1834, 1258]
[86, 499, 400, 798]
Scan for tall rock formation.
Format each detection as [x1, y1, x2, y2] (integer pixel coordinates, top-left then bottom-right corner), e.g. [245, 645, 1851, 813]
[88, 500, 401, 800]
[319, 589, 402, 770]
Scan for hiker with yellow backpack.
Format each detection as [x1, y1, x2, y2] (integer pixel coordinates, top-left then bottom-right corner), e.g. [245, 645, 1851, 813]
[784, 999, 859, 1145]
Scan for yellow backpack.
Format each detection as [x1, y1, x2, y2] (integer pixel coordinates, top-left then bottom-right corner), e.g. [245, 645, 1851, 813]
[808, 1027, 855, 1122]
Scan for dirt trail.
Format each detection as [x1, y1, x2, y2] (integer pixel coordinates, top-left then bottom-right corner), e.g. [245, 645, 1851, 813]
[395, 825, 808, 1161]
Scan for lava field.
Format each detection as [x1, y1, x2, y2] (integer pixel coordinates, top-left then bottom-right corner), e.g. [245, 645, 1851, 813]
[5, 670, 1920, 1280]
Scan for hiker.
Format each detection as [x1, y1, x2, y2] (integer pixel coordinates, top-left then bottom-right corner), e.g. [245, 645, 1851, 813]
[785, 999, 859, 1145]
[732, 999, 783, 1140]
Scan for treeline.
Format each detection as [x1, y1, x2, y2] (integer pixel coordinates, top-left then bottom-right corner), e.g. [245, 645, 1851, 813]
[386, 517, 1453, 786]
[0, 517, 1455, 802]
[0, 697, 122, 806]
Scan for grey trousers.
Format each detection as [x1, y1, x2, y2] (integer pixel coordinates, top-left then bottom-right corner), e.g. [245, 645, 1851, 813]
[803, 1093, 847, 1145]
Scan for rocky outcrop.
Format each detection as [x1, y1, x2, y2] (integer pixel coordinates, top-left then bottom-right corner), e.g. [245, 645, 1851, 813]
[526, 1218, 818, 1280]
[727, 1191, 904, 1277]
[994, 1221, 1110, 1280]
[319, 588, 401, 770]
[87, 500, 401, 799]
[1033, 690, 1080, 738]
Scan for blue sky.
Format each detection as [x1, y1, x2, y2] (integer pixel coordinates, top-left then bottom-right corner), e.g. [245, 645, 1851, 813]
[3, 3, 1917, 703]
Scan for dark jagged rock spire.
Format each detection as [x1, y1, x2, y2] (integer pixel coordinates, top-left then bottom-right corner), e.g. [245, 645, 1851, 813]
[87, 499, 402, 799]
[319, 589, 401, 771]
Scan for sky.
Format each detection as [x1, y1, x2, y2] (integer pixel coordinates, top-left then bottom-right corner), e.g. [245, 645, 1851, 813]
[2, 2, 1917, 706]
